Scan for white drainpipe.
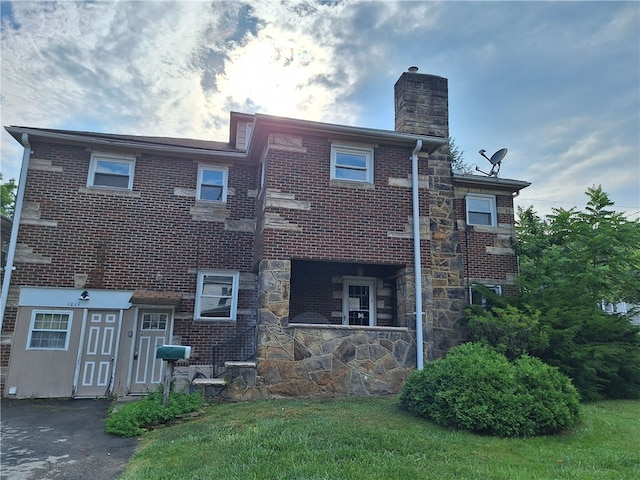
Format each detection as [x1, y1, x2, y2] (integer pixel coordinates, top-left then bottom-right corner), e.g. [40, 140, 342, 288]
[411, 140, 424, 370]
[0, 134, 31, 330]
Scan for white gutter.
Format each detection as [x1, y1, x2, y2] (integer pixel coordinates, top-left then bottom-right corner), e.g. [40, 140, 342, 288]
[1, 134, 31, 329]
[411, 139, 424, 370]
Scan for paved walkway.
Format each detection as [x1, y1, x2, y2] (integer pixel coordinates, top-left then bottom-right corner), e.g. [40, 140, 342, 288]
[1, 398, 138, 480]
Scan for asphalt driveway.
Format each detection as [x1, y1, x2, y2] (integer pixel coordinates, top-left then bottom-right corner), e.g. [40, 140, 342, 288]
[1, 398, 138, 480]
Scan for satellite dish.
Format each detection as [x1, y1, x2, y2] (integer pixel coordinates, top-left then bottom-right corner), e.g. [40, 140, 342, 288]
[476, 148, 507, 177]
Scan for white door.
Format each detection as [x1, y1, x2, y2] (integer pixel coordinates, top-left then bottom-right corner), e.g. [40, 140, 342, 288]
[75, 311, 120, 397]
[343, 277, 377, 326]
[129, 311, 170, 394]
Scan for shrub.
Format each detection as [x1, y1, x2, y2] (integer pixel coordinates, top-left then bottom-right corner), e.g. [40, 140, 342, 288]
[463, 303, 549, 361]
[540, 305, 640, 400]
[105, 387, 204, 437]
[398, 342, 581, 437]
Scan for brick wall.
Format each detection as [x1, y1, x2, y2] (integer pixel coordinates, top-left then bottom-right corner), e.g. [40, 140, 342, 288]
[454, 192, 520, 288]
[3, 140, 259, 363]
[257, 134, 431, 266]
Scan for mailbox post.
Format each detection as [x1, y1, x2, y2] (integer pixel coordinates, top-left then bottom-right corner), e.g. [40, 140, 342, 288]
[156, 345, 192, 406]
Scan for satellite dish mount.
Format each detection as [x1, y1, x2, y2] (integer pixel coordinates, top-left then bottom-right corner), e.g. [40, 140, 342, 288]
[476, 148, 507, 177]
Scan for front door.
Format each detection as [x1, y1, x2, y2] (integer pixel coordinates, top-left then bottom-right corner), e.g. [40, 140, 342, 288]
[129, 311, 170, 394]
[343, 277, 377, 326]
[75, 311, 121, 397]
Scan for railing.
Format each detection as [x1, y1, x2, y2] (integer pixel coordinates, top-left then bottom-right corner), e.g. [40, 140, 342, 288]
[211, 325, 257, 377]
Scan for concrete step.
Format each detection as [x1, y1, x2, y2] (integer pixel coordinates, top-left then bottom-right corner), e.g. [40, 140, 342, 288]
[191, 378, 227, 386]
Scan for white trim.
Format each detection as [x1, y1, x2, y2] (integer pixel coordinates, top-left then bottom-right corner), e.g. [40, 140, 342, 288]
[330, 144, 374, 184]
[342, 276, 377, 326]
[108, 310, 124, 396]
[466, 193, 497, 227]
[73, 309, 89, 396]
[197, 164, 229, 202]
[19, 287, 133, 309]
[195, 270, 240, 321]
[88, 152, 136, 190]
[27, 310, 73, 351]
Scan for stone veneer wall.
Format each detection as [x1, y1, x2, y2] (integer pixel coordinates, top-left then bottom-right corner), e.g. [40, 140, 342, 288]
[223, 259, 418, 400]
[425, 149, 467, 359]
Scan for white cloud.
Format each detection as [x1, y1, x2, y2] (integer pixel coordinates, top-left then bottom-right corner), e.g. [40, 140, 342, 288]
[1, 0, 638, 221]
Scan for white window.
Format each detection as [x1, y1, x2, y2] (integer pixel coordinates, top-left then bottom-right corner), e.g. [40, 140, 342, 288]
[27, 311, 73, 350]
[197, 165, 228, 202]
[195, 270, 239, 320]
[88, 153, 135, 189]
[470, 284, 502, 307]
[331, 144, 374, 183]
[466, 194, 497, 226]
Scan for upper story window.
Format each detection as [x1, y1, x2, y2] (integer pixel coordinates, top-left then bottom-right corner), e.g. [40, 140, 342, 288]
[195, 270, 239, 321]
[88, 153, 135, 189]
[197, 165, 228, 202]
[27, 311, 73, 350]
[466, 194, 497, 226]
[331, 144, 374, 183]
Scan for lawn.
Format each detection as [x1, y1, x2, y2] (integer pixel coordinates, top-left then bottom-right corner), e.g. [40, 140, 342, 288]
[118, 396, 639, 480]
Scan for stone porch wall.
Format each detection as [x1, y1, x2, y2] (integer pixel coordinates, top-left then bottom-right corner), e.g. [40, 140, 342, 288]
[219, 259, 417, 401]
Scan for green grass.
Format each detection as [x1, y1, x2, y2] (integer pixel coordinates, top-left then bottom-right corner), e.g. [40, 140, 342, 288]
[119, 396, 640, 480]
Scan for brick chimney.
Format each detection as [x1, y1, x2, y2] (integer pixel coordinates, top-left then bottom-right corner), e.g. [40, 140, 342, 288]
[394, 67, 449, 139]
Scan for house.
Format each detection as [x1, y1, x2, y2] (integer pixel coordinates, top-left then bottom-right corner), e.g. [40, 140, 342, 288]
[602, 302, 640, 325]
[0, 69, 529, 400]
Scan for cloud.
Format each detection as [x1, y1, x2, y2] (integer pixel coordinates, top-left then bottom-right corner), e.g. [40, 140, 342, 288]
[1, 0, 637, 221]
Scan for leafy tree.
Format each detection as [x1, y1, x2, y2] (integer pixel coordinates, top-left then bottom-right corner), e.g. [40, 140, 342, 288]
[511, 186, 640, 399]
[516, 186, 640, 306]
[449, 137, 474, 174]
[1, 174, 18, 218]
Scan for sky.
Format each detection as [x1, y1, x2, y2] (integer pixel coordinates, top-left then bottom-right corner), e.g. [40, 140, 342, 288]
[1, 0, 639, 220]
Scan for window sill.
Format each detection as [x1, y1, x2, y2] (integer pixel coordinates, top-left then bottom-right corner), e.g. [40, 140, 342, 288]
[195, 199, 228, 206]
[467, 223, 499, 232]
[329, 179, 374, 190]
[193, 318, 236, 325]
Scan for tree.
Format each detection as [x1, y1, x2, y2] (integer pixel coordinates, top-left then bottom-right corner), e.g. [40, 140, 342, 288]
[1, 174, 18, 218]
[516, 186, 640, 306]
[449, 137, 474, 174]
[511, 186, 640, 399]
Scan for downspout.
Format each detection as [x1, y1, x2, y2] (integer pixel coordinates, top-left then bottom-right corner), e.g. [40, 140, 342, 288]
[0, 133, 31, 330]
[411, 140, 424, 370]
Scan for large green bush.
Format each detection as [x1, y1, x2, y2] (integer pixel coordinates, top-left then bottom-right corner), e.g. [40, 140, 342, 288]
[540, 305, 640, 400]
[398, 342, 581, 437]
[463, 301, 640, 400]
[105, 387, 204, 437]
[464, 302, 549, 360]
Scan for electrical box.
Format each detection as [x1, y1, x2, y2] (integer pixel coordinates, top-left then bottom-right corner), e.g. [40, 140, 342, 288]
[156, 345, 191, 361]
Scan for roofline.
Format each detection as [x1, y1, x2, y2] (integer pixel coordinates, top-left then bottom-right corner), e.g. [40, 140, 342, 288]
[453, 173, 531, 192]
[6, 114, 449, 162]
[251, 113, 447, 154]
[4, 126, 247, 160]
